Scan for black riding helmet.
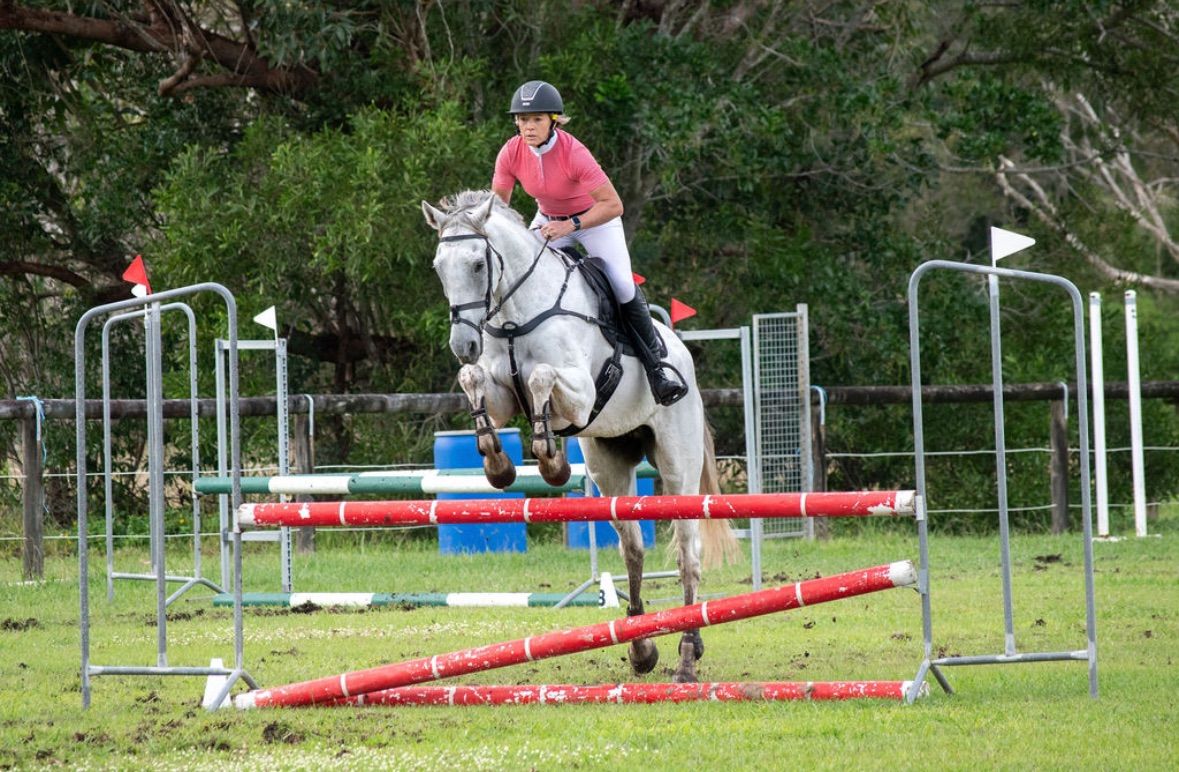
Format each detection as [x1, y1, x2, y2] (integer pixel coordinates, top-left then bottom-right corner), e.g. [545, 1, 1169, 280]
[509, 80, 564, 114]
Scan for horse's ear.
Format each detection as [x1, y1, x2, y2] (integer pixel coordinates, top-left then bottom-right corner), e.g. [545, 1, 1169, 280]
[421, 200, 448, 231]
[473, 194, 497, 226]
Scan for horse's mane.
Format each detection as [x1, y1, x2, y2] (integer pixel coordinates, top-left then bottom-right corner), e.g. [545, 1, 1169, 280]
[439, 190, 526, 230]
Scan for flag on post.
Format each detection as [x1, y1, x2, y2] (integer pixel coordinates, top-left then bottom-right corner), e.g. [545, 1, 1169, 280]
[122, 255, 151, 296]
[669, 298, 696, 327]
[989, 227, 1035, 264]
[253, 306, 278, 332]
[632, 273, 646, 286]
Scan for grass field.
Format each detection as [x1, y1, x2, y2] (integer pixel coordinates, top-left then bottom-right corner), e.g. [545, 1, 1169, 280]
[1, 514, 1176, 770]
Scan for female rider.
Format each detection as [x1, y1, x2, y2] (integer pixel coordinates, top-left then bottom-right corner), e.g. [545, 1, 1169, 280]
[491, 79, 687, 406]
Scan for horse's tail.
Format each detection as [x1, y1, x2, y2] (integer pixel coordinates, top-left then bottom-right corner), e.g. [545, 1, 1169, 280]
[698, 420, 742, 569]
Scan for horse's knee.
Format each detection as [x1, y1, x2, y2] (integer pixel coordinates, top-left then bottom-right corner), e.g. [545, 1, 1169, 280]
[458, 363, 485, 395]
[527, 364, 557, 398]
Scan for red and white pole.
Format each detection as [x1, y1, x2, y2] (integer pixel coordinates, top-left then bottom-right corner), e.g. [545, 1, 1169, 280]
[238, 490, 916, 529]
[234, 561, 916, 709]
[334, 680, 925, 706]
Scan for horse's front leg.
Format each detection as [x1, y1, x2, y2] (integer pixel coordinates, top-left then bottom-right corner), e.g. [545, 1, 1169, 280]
[672, 520, 704, 683]
[458, 363, 518, 489]
[526, 364, 594, 486]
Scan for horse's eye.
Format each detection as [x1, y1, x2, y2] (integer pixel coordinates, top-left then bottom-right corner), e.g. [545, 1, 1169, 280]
[472, 262, 484, 273]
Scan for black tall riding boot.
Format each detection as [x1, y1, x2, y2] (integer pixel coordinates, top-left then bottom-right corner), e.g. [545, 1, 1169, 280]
[620, 290, 689, 407]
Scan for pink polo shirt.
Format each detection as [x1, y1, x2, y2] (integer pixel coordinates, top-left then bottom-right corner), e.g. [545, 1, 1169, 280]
[492, 130, 610, 217]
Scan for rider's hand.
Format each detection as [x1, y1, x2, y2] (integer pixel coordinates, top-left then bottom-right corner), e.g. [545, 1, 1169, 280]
[540, 219, 576, 240]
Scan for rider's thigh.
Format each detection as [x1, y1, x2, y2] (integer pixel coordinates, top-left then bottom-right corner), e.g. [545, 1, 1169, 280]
[573, 218, 634, 302]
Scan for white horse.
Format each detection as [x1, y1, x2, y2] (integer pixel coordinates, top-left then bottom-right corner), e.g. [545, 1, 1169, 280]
[422, 190, 737, 683]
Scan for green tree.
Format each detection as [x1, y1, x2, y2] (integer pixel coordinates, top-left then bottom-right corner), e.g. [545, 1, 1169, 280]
[4, 0, 1179, 532]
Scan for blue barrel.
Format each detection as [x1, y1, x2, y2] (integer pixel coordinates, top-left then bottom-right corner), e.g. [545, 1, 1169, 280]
[565, 438, 655, 549]
[434, 429, 526, 554]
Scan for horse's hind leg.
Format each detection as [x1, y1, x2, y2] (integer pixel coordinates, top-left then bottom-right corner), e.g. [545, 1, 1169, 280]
[578, 438, 659, 676]
[671, 520, 704, 682]
[617, 519, 659, 674]
[458, 364, 517, 488]
[653, 427, 705, 683]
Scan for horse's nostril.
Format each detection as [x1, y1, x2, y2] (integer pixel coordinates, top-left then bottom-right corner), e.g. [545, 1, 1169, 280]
[454, 340, 479, 364]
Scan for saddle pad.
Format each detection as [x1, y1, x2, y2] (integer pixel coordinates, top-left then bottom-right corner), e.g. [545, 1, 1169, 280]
[570, 254, 639, 358]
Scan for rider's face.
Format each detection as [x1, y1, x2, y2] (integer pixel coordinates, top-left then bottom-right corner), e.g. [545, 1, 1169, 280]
[515, 113, 554, 147]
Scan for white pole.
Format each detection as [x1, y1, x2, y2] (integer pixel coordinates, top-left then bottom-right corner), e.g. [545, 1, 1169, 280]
[1124, 291, 1148, 537]
[1088, 293, 1110, 537]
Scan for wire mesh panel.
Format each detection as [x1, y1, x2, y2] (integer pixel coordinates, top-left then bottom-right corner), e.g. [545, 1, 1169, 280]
[753, 308, 812, 538]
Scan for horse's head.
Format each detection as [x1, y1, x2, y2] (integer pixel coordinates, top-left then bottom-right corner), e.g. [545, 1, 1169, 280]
[422, 192, 503, 364]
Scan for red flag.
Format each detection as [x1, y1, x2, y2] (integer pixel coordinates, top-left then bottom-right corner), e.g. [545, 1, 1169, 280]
[122, 255, 152, 294]
[632, 273, 646, 286]
[669, 298, 697, 327]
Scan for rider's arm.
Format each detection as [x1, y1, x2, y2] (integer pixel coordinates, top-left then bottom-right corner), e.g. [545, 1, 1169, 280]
[492, 140, 517, 204]
[492, 184, 513, 205]
[581, 181, 624, 227]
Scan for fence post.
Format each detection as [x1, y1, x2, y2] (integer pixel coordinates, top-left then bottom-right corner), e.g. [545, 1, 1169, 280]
[21, 417, 44, 580]
[293, 413, 316, 553]
[810, 402, 830, 540]
[1050, 400, 1070, 534]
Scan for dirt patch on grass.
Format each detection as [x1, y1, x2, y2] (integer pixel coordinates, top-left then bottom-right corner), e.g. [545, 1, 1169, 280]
[262, 722, 305, 745]
[1, 617, 40, 631]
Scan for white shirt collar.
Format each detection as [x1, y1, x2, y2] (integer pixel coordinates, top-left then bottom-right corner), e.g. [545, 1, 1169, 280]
[530, 128, 559, 156]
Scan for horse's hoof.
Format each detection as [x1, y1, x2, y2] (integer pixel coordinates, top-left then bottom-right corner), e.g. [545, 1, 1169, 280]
[672, 670, 699, 684]
[483, 454, 517, 489]
[628, 640, 659, 675]
[540, 453, 570, 487]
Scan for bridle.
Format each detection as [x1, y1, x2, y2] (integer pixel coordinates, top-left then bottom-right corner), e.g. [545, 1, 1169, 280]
[437, 232, 504, 342]
[436, 229, 551, 354]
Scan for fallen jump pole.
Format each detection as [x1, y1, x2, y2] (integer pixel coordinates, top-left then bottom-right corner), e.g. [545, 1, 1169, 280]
[237, 490, 917, 529]
[333, 680, 927, 707]
[234, 560, 916, 709]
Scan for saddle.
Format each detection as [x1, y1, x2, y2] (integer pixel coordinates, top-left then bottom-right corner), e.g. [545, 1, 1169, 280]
[557, 247, 641, 359]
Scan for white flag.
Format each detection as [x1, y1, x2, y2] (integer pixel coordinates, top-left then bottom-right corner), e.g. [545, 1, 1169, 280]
[990, 227, 1036, 263]
[253, 305, 277, 331]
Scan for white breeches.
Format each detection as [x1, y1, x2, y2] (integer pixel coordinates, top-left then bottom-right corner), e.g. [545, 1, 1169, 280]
[529, 212, 636, 303]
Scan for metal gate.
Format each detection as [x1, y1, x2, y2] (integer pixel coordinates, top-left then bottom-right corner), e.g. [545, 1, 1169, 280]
[752, 307, 813, 539]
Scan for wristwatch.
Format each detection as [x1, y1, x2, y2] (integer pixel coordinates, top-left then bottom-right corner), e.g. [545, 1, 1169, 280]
[571, 215, 582, 231]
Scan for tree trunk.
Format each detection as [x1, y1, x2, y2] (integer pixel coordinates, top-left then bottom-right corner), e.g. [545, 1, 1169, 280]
[810, 403, 830, 540]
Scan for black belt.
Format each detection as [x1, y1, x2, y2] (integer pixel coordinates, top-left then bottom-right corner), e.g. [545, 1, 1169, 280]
[541, 208, 590, 221]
